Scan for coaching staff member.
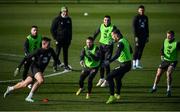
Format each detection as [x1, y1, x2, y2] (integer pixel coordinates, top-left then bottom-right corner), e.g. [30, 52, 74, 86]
[51, 6, 72, 71]
[132, 5, 149, 69]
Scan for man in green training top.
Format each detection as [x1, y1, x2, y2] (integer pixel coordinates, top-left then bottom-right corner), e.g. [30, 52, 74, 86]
[93, 15, 117, 87]
[103, 29, 132, 104]
[150, 30, 180, 97]
[14, 26, 42, 82]
[76, 37, 101, 99]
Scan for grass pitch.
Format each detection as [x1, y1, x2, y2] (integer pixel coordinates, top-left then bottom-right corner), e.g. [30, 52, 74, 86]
[0, 3, 180, 111]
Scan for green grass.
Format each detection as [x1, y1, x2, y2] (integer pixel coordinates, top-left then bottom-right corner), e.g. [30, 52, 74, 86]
[0, 3, 180, 111]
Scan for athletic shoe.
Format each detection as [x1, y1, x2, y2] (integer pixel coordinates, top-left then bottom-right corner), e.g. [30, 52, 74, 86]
[100, 80, 109, 87]
[136, 65, 143, 69]
[106, 95, 116, 104]
[150, 88, 157, 93]
[14, 68, 20, 77]
[58, 63, 64, 68]
[96, 79, 105, 87]
[27, 84, 32, 89]
[76, 88, 84, 96]
[166, 91, 171, 97]
[86, 93, 90, 99]
[4, 86, 11, 98]
[25, 97, 34, 103]
[114, 93, 120, 100]
[64, 66, 71, 71]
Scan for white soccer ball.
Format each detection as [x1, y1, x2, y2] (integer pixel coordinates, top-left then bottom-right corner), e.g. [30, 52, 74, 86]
[84, 12, 88, 16]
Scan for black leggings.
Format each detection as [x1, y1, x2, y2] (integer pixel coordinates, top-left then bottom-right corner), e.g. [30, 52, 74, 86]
[79, 67, 99, 94]
[107, 61, 131, 95]
[99, 44, 113, 78]
[133, 41, 146, 60]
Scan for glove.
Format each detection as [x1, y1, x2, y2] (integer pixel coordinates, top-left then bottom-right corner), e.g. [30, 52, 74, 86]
[80, 60, 85, 67]
[14, 68, 20, 77]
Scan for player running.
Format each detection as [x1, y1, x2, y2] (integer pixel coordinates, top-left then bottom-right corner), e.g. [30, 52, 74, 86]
[4, 37, 58, 102]
[93, 15, 117, 87]
[103, 29, 132, 104]
[76, 37, 101, 99]
[150, 30, 180, 97]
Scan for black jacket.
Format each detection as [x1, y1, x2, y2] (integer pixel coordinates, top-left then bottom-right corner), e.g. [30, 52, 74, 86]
[51, 15, 72, 44]
[133, 14, 149, 40]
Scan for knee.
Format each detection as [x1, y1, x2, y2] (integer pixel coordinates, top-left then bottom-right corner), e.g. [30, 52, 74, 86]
[38, 78, 44, 84]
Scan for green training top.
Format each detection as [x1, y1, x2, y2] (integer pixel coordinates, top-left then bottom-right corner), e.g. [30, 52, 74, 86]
[84, 45, 100, 68]
[163, 38, 177, 61]
[27, 34, 42, 53]
[99, 23, 114, 45]
[117, 37, 132, 63]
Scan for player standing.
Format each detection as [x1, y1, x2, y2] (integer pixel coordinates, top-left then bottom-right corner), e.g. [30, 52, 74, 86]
[132, 5, 149, 69]
[150, 30, 180, 97]
[51, 6, 72, 71]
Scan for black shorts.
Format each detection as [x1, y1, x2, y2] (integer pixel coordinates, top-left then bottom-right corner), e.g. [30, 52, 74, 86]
[28, 64, 42, 78]
[159, 60, 177, 69]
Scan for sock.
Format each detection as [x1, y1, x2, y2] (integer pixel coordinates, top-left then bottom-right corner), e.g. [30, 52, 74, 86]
[27, 92, 33, 99]
[9, 86, 14, 91]
[136, 59, 140, 66]
[153, 84, 156, 90]
[167, 85, 171, 91]
[133, 60, 136, 67]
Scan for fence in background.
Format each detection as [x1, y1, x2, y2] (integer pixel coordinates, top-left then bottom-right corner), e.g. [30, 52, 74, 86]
[0, 0, 180, 4]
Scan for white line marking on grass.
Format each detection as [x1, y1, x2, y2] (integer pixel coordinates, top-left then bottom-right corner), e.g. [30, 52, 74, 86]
[0, 70, 71, 83]
[0, 53, 23, 58]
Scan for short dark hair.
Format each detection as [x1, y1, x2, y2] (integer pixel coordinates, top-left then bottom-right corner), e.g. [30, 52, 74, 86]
[104, 15, 111, 19]
[112, 29, 123, 38]
[167, 30, 175, 36]
[87, 36, 94, 42]
[138, 5, 145, 9]
[42, 37, 51, 42]
[31, 25, 38, 29]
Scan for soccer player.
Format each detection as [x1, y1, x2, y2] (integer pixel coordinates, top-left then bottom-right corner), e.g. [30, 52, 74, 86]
[76, 37, 101, 99]
[14, 25, 42, 80]
[104, 29, 132, 104]
[132, 5, 149, 69]
[150, 30, 180, 97]
[4, 37, 58, 102]
[93, 15, 117, 87]
[51, 6, 72, 71]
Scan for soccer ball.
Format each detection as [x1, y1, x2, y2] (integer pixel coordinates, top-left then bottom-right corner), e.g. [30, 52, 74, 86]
[84, 12, 88, 16]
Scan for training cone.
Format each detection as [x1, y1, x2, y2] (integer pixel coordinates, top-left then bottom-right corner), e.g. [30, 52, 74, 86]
[42, 98, 49, 103]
